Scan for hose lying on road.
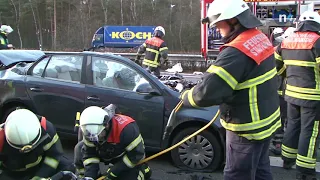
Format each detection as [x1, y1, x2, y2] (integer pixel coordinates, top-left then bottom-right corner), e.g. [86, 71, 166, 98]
[97, 100, 221, 180]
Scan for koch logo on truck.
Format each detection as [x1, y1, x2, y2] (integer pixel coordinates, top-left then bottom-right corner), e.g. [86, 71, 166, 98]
[111, 28, 153, 41]
[91, 26, 156, 48]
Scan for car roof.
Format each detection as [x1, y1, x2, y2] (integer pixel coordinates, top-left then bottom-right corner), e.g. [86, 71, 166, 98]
[0, 50, 45, 66]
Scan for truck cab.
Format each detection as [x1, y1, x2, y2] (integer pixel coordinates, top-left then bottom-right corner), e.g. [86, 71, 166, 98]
[201, 0, 320, 62]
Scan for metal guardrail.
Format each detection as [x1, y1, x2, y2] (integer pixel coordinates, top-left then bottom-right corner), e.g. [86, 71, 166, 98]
[113, 53, 205, 62]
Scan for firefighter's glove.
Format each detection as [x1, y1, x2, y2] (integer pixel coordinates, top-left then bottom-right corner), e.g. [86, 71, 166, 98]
[104, 168, 117, 180]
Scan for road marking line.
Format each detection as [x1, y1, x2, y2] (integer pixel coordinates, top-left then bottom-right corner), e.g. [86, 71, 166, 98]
[270, 156, 320, 172]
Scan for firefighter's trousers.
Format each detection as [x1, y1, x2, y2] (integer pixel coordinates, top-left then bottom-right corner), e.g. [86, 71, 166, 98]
[224, 130, 273, 180]
[282, 102, 320, 175]
[74, 141, 151, 180]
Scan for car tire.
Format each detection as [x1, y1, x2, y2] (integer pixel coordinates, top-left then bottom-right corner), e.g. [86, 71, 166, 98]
[170, 127, 222, 172]
[1, 106, 26, 123]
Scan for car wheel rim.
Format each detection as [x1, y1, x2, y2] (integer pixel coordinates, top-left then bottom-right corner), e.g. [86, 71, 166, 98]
[178, 135, 214, 169]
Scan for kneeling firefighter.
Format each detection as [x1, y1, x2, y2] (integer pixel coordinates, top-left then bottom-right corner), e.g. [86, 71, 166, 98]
[187, 0, 281, 179]
[135, 26, 169, 78]
[74, 105, 152, 180]
[275, 11, 320, 180]
[0, 109, 73, 180]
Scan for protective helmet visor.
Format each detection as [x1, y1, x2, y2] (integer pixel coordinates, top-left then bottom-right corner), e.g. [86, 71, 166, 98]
[80, 124, 105, 143]
[7, 128, 46, 153]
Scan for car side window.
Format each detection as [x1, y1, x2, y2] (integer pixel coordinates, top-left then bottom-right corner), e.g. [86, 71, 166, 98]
[32, 56, 50, 77]
[44, 55, 83, 83]
[92, 56, 153, 92]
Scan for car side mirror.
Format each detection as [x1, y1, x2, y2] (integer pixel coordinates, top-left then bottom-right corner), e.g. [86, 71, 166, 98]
[135, 83, 161, 96]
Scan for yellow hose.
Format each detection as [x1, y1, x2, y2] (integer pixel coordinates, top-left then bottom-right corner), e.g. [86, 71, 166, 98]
[97, 102, 220, 180]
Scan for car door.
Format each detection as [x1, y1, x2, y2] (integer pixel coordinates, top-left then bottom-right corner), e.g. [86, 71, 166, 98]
[25, 54, 86, 134]
[84, 55, 165, 148]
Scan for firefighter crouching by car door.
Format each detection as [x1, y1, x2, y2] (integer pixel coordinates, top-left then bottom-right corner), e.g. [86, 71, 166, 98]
[270, 27, 296, 155]
[0, 109, 74, 180]
[134, 26, 169, 78]
[185, 0, 280, 179]
[74, 104, 152, 180]
[274, 11, 320, 180]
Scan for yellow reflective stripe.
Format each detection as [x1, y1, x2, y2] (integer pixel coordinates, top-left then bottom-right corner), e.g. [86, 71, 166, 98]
[206, 65, 238, 89]
[83, 138, 95, 147]
[76, 168, 85, 173]
[181, 89, 189, 99]
[123, 155, 135, 168]
[43, 134, 59, 151]
[282, 144, 298, 154]
[249, 86, 260, 122]
[274, 52, 282, 61]
[44, 156, 59, 169]
[159, 47, 168, 51]
[107, 169, 117, 178]
[286, 84, 320, 95]
[277, 65, 286, 75]
[142, 59, 159, 67]
[285, 90, 320, 101]
[0, 38, 5, 45]
[126, 134, 143, 151]
[187, 87, 200, 108]
[278, 90, 283, 95]
[146, 48, 159, 54]
[13, 156, 43, 171]
[30, 176, 44, 180]
[297, 155, 316, 164]
[138, 170, 145, 180]
[282, 150, 297, 159]
[146, 48, 159, 62]
[220, 107, 280, 132]
[316, 57, 320, 63]
[235, 68, 277, 90]
[83, 157, 100, 166]
[315, 66, 320, 89]
[239, 119, 281, 140]
[296, 159, 316, 169]
[284, 60, 317, 67]
[307, 121, 319, 158]
[145, 166, 150, 173]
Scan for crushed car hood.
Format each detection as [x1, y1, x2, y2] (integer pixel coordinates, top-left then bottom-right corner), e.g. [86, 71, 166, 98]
[0, 50, 45, 67]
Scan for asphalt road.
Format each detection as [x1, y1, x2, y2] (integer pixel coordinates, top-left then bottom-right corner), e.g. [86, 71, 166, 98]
[61, 72, 320, 179]
[61, 140, 320, 180]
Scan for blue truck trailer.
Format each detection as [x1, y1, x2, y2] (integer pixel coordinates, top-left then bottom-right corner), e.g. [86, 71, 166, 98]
[91, 26, 156, 49]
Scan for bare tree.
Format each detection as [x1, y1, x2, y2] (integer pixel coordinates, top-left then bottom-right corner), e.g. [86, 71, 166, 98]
[100, 0, 108, 24]
[9, 0, 22, 48]
[29, 0, 41, 49]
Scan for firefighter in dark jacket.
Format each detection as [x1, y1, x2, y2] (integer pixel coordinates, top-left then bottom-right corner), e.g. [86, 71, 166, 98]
[0, 109, 73, 180]
[74, 105, 151, 180]
[135, 26, 168, 77]
[0, 25, 13, 50]
[270, 27, 296, 155]
[275, 11, 320, 180]
[187, 0, 280, 179]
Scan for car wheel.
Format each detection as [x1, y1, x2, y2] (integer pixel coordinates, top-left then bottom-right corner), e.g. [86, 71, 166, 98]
[1, 106, 26, 123]
[170, 127, 222, 172]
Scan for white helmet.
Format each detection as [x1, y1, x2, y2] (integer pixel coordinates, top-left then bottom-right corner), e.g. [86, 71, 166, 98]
[273, 28, 284, 35]
[4, 109, 41, 152]
[299, 11, 320, 24]
[0, 25, 13, 35]
[282, 27, 296, 39]
[154, 26, 165, 37]
[203, 0, 262, 29]
[80, 105, 115, 142]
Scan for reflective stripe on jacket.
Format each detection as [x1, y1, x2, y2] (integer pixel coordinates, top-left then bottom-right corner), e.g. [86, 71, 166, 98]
[275, 31, 320, 107]
[181, 29, 281, 141]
